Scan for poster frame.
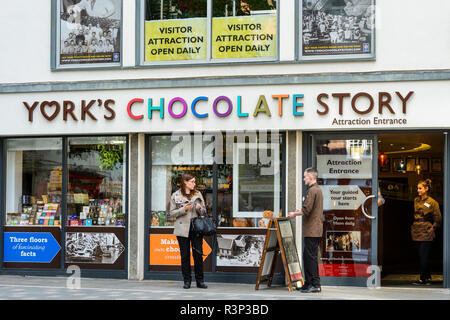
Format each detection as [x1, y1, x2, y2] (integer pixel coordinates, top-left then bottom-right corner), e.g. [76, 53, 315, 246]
[51, 0, 124, 70]
[297, 0, 376, 62]
[255, 218, 303, 292]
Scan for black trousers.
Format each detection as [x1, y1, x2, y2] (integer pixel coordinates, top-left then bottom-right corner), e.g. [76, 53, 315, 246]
[415, 241, 432, 281]
[303, 237, 321, 287]
[177, 226, 204, 283]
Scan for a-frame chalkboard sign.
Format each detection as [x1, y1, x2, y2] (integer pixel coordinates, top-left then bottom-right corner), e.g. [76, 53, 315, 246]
[255, 218, 304, 292]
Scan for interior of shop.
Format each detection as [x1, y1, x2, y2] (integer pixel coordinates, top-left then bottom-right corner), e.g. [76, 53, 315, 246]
[378, 133, 444, 287]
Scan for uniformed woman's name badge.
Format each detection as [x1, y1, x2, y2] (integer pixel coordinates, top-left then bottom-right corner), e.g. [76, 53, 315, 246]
[424, 203, 431, 208]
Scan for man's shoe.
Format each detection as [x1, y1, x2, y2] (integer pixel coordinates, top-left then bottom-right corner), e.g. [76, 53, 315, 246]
[183, 282, 191, 289]
[301, 285, 321, 293]
[196, 282, 208, 289]
[296, 283, 310, 291]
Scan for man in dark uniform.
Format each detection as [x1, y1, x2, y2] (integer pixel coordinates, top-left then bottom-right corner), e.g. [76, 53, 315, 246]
[289, 167, 324, 293]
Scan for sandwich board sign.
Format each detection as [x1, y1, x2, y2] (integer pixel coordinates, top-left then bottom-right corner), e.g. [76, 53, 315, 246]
[255, 218, 304, 292]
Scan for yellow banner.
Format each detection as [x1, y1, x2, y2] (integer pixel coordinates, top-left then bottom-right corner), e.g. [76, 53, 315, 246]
[212, 15, 277, 59]
[145, 18, 207, 61]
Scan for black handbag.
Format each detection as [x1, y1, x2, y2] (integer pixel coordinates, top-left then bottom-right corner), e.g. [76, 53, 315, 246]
[191, 215, 217, 236]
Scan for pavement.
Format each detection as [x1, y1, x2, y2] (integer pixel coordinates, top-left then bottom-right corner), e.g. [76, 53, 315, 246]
[0, 274, 449, 300]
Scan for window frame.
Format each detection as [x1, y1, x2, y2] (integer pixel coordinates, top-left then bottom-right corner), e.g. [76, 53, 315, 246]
[0, 134, 129, 275]
[136, 0, 280, 67]
[232, 142, 281, 219]
[51, 0, 124, 70]
[296, 0, 376, 62]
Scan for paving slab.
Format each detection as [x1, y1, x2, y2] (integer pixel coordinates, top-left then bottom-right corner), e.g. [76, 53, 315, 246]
[0, 275, 448, 300]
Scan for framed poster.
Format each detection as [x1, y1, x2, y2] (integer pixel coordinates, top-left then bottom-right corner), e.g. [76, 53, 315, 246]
[276, 218, 303, 284]
[432, 158, 442, 172]
[392, 158, 404, 172]
[256, 218, 303, 292]
[406, 158, 416, 172]
[380, 157, 390, 172]
[419, 158, 429, 172]
[299, 0, 375, 61]
[53, 0, 122, 69]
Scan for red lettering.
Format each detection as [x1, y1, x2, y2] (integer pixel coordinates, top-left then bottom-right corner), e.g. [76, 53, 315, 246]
[127, 98, 144, 120]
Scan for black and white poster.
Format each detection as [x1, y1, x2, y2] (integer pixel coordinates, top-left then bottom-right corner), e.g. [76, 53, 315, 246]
[65, 232, 124, 264]
[58, 0, 122, 66]
[216, 234, 265, 267]
[300, 0, 375, 59]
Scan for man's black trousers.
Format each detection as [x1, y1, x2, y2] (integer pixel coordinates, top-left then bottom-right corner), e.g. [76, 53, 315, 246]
[303, 237, 321, 287]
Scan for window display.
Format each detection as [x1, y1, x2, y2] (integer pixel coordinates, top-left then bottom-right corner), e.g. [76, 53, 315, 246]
[212, 0, 277, 60]
[67, 136, 126, 227]
[143, 0, 207, 62]
[149, 132, 282, 228]
[216, 132, 282, 227]
[5, 138, 63, 226]
[140, 0, 278, 65]
[150, 134, 214, 227]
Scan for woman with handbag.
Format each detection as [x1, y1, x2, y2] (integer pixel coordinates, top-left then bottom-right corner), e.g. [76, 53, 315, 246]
[168, 173, 208, 289]
[411, 179, 442, 285]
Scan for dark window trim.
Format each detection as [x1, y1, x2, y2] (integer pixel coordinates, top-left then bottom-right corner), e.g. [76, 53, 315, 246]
[0, 134, 129, 278]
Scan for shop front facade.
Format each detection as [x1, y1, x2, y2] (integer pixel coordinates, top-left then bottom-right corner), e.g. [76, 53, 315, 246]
[1, 79, 450, 287]
[1, 0, 450, 288]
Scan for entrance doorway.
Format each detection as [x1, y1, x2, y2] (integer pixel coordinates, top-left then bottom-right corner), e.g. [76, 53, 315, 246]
[378, 133, 444, 287]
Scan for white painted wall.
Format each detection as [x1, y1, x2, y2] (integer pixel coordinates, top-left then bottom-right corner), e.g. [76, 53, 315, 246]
[0, 0, 449, 84]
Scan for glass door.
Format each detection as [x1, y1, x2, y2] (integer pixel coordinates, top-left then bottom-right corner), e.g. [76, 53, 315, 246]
[312, 134, 379, 286]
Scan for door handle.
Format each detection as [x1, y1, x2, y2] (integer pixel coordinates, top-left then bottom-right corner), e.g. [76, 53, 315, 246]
[361, 195, 376, 220]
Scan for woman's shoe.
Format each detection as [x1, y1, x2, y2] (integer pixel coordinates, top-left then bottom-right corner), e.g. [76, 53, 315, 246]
[183, 282, 191, 289]
[196, 282, 208, 289]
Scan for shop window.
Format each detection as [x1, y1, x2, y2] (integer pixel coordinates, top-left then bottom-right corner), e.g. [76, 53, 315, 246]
[149, 132, 282, 229]
[5, 138, 63, 226]
[148, 132, 282, 273]
[143, 0, 208, 63]
[139, 0, 278, 65]
[216, 132, 282, 228]
[67, 136, 126, 227]
[150, 134, 214, 228]
[212, 0, 277, 60]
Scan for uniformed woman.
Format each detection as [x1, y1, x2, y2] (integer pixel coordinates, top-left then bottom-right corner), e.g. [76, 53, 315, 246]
[411, 179, 442, 285]
[168, 173, 208, 289]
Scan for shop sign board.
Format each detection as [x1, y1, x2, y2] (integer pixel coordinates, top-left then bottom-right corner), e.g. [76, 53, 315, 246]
[320, 185, 366, 210]
[5, 81, 450, 135]
[4, 232, 61, 263]
[317, 154, 371, 179]
[149, 234, 211, 266]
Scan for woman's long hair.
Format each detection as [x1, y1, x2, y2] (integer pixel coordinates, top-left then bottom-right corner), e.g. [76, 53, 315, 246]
[180, 173, 198, 198]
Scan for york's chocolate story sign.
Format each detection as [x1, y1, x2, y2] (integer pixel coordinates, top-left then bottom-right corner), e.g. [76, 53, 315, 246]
[23, 91, 414, 125]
